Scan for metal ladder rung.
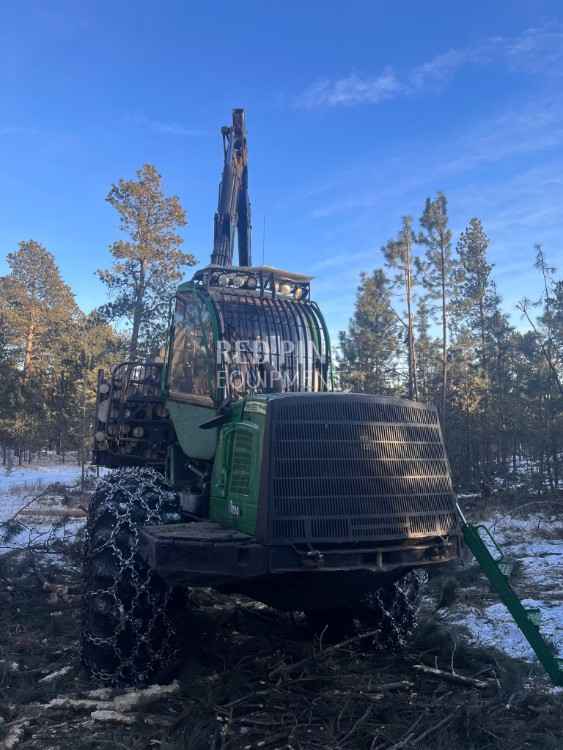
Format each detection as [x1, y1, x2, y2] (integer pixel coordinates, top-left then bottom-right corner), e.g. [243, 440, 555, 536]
[524, 608, 542, 627]
[498, 560, 514, 577]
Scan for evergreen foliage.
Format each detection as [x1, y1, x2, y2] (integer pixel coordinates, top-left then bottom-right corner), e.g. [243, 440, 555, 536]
[97, 164, 195, 360]
[0, 241, 123, 463]
[338, 198, 562, 490]
[338, 269, 401, 394]
[417, 193, 457, 432]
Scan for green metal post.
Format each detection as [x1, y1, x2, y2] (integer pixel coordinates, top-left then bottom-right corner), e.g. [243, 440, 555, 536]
[457, 505, 563, 686]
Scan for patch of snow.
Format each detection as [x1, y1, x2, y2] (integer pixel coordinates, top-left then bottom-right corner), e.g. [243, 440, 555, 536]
[487, 513, 558, 545]
[0, 465, 83, 525]
[447, 599, 563, 662]
[0, 462, 106, 556]
[0, 518, 84, 557]
[0, 464, 84, 492]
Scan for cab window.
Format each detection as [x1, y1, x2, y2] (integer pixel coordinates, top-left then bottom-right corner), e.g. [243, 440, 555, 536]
[169, 294, 215, 403]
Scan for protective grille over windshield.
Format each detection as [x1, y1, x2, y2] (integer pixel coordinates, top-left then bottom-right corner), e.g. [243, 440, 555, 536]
[210, 290, 330, 398]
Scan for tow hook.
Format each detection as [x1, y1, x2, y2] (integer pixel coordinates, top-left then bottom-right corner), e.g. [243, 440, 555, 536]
[301, 549, 325, 569]
[426, 541, 447, 560]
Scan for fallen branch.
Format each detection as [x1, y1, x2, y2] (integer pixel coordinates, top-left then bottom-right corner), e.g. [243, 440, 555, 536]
[269, 629, 380, 678]
[387, 714, 424, 750]
[339, 705, 373, 744]
[43, 680, 181, 714]
[411, 707, 460, 745]
[412, 664, 491, 689]
[90, 710, 136, 725]
[38, 666, 73, 684]
[0, 719, 30, 750]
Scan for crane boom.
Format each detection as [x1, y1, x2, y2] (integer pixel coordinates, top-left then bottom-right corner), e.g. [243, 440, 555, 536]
[210, 108, 252, 267]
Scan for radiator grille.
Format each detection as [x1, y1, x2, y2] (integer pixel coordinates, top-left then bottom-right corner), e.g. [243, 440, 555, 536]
[267, 394, 458, 543]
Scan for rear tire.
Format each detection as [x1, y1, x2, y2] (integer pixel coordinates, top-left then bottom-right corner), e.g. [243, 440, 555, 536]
[81, 468, 187, 685]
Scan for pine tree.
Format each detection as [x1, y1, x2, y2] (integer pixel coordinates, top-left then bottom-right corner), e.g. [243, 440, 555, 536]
[417, 193, 456, 433]
[0, 313, 20, 461]
[0, 241, 83, 460]
[446, 333, 482, 487]
[454, 218, 499, 472]
[517, 248, 562, 488]
[415, 297, 441, 403]
[97, 164, 195, 360]
[383, 216, 418, 398]
[0, 240, 79, 379]
[338, 269, 400, 394]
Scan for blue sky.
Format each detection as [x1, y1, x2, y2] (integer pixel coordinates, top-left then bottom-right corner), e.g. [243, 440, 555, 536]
[1, 1, 562, 341]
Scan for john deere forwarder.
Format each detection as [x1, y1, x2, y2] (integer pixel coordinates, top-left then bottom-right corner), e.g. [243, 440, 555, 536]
[81, 109, 462, 685]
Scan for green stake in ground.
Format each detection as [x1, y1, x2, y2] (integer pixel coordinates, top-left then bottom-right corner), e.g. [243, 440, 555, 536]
[456, 503, 563, 686]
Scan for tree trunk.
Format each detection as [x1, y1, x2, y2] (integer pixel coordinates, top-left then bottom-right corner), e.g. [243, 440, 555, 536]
[478, 298, 490, 474]
[440, 238, 447, 436]
[404, 234, 418, 400]
[129, 261, 146, 361]
[23, 322, 35, 380]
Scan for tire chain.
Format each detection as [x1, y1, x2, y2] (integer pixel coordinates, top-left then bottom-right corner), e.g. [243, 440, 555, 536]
[361, 570, 428, 650]
[81, 467, 185, 685]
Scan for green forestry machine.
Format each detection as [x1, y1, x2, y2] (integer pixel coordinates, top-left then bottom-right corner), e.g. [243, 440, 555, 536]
[82, 109, 463, 685]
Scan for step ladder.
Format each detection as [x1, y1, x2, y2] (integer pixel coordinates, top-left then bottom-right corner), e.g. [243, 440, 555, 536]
[456, 503, 563, 686]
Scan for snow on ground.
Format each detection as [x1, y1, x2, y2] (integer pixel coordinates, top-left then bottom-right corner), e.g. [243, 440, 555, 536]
[0, 457, 102, 555]
[0, 464, 85, 523]
[439, 506, 563, 669]
[451, 600, 563, 661]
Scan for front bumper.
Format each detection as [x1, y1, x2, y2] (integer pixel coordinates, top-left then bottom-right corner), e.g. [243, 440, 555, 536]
[139, 521, 462, 587]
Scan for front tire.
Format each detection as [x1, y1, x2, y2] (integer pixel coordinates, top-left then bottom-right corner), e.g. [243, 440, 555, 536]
[357, 571, 424, 648]
[81, 468, 187, 685]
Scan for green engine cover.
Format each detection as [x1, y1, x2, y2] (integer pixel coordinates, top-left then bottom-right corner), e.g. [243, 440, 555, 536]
[209, 395, 268, 535]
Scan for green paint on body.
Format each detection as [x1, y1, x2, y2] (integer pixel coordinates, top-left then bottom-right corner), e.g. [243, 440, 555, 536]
[209, 395, 268, 535]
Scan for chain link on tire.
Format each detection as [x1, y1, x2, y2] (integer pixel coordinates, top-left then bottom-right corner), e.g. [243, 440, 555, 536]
[81, 468, 187, 685]
[358, 570, 427, 649]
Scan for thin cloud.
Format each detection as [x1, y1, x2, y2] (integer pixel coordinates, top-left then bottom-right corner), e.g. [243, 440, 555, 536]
[296, 22, 563, 109]
[126, 114, 204, 137]
[505, 24, 563, 72]
[305, 94, 563, 221]
[297, 69, 403, 108]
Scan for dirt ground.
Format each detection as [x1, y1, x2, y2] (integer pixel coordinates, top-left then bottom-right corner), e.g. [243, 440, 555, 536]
[1, 531, 562, 750]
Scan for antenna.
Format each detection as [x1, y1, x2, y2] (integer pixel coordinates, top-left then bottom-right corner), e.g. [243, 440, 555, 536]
[262, 215, 266, 266]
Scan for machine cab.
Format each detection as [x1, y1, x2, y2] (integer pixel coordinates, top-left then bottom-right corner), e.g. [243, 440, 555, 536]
[166, 265, 332, 407]
[92, 265, 332, 471]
